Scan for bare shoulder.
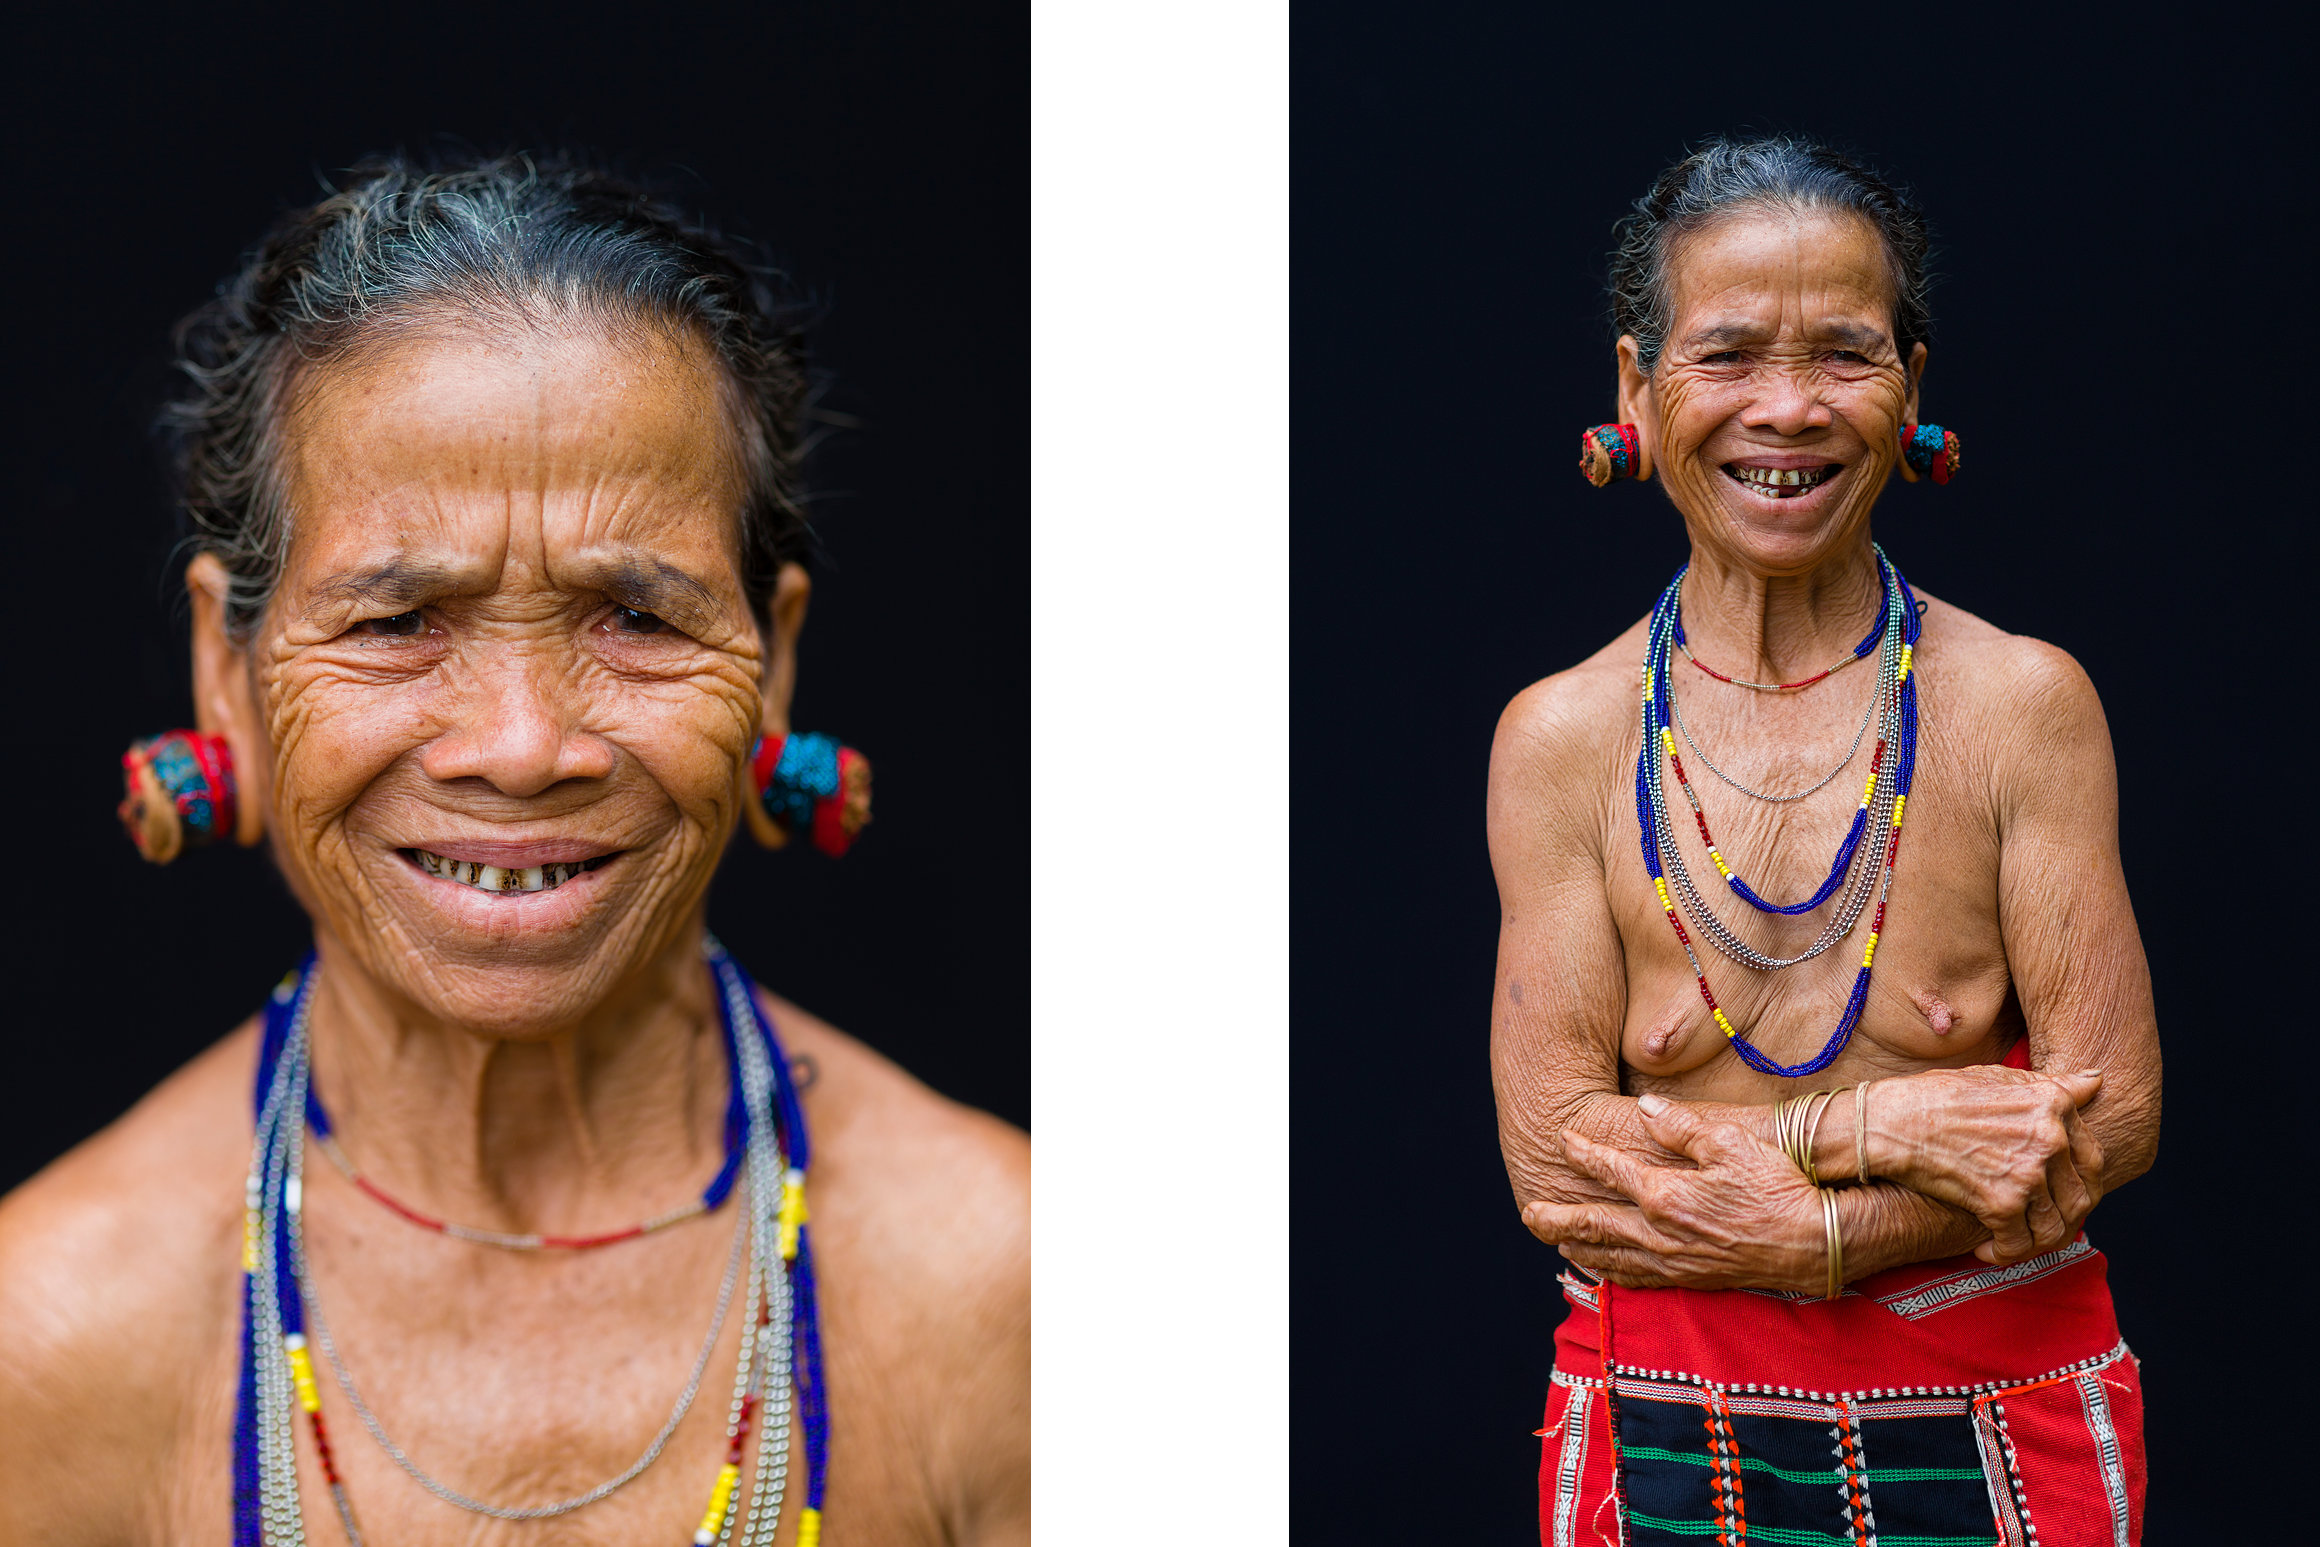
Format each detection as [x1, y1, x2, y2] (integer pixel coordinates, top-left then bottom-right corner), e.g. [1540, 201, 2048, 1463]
[757, 992, 1028, 1540]
[756, 989, 1027, 1318]
[1490, 615, 1648, 821]
[1914, 589, 2112, 756]
[0, 1021, 257, 1536]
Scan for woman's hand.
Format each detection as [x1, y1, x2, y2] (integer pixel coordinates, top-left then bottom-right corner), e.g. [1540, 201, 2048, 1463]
[1521, 1094, 1826, 1293]
[1861, 1066, 2105, 1265]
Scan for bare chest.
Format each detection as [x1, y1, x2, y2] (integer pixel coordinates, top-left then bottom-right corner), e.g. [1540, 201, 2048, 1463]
[150, 1182, 945, 1547]
[1608, 669, 2018, 1097]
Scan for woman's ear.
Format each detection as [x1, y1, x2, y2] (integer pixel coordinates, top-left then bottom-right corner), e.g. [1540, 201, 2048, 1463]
[1894, 342, 1929, 484]
[1613, 334, 1656, 482]
[738, 562, 814, 849]
[757, 562, 813, 743]
[186, 553, 268, 846]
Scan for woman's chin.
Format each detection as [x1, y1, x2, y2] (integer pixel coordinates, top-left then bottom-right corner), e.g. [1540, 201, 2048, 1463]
[1702, 473, 1869, 567]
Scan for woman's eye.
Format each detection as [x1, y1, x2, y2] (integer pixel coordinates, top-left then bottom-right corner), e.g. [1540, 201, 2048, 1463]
[610, 606, 668, 635]
[1829, 350, 1868, 364]
[1701, 350, 1746, 365]
[356, 610, 426, 638]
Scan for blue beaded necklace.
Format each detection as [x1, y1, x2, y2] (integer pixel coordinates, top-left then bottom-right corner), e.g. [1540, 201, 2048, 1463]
[1634, 548, 1923, 1078]
[231, 940, 830, 1545]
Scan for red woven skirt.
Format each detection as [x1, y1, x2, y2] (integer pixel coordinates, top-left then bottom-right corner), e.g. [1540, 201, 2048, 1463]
[1540, 1238, 2144, 1546]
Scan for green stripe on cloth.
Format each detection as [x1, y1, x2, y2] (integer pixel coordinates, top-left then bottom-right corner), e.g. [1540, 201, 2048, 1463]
[1617, 1445, 1840, 1487]
[1625, 1516, 1995, 1547]
[1618, 1445, 1983, 1488]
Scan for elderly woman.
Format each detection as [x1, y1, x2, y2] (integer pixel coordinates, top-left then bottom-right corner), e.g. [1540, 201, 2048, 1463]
[1493, 138, 2159, 1545]
[0, 157, 1027, 1545]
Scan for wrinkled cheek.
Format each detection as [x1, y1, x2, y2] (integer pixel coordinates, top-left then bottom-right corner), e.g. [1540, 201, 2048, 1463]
[675, 679, 765, 818]
[1649, 381, 1720, 493]
[261, 676, 386, 900]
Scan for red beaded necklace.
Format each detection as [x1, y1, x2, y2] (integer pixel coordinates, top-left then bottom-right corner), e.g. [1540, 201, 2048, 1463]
[1674, 633, 1869, 692]
[1672, 576, 1893, 692]
[305, 1055, 817, 1252]
[312, 1131, 710, 1249]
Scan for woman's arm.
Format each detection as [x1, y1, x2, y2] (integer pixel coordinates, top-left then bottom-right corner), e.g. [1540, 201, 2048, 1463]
[1983, 642, 2159, 1186]
[1493, 653, 2154, 1290]
[1781, 644, 2158, 1251]
[1488, 676, 1875, 1287]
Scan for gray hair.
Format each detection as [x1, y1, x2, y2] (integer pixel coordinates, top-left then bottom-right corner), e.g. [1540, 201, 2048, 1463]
[1609, 135, 1932, 376]
[162, 152, 816, 639]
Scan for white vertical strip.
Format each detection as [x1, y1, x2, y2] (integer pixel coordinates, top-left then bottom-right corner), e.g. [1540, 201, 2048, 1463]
[2075, 1371, 2131, 1547]
[1032, 2, 1288, 1544]
[1552, 1386, 1592, 1547]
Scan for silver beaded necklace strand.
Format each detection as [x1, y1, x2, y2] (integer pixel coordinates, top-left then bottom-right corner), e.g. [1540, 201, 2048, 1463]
[247, 964, 797, 1544]
[1641, 550, 1906, 973]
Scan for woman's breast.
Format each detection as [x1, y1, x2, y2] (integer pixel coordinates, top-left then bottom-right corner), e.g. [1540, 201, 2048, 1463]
[1613, 763, 2017, 1093]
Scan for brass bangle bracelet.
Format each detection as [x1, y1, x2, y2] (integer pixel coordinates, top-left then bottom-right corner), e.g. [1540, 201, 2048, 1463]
[1772, 1087, 1848, 1184]
[1821, 1186, 1844, 1301]
[1773, 1090, 1805, 1172]
[1855, 1079, 1875, 1186]
[1801, 1088, 1842, 1187]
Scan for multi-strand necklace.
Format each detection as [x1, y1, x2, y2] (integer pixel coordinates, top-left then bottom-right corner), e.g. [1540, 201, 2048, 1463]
[231, 940, 831, 1547]
[1634, 546, 1922, 1077]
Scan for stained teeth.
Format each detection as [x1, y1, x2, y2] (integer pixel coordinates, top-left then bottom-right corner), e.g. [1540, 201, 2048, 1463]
[412, 849, 593, 893]
[1727, 464, 1836, 497]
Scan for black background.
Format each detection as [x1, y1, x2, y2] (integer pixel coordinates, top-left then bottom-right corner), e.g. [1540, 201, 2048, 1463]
[0, 3, 1028, 1194]
[1296, 12, 2305, 1543]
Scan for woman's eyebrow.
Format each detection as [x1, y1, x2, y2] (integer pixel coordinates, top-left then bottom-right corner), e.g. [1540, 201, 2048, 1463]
[1812, 321, 1892, 351]
[305, 558, 465, 613]
[1680, 322, 1769, 351]
[572, 556, 725, 630]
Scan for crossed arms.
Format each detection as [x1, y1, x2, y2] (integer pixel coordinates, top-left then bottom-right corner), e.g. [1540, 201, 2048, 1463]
[1487, 645, 2160, 1293]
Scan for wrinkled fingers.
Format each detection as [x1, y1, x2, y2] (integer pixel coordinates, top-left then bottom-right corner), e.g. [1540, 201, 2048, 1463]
[2042, 1147, 2096, 1246]
[1557, 1242, 1680, 1289]
[1522, 1200, 1659, 1251]
[1558, 1131, 1664, 1206]
[1976, 1179, 2043, 1263]
[2065, 1107, 2107, 1205]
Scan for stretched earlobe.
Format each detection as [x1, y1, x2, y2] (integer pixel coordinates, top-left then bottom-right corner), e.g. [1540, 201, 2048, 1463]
[1896, 424, 1960, 485]
[1578, 424, 1642, 487]
[119, 731, 243, 864]
[742, 732, 873, 856]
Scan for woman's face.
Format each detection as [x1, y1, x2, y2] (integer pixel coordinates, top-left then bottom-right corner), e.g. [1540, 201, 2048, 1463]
[1617, 208, 1924, 574]
[192, 323, 795, 1036]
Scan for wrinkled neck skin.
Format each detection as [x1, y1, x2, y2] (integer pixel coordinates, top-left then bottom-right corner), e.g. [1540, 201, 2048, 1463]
[302, 912, 732, 1233]
[1675, 520, 1887, 685]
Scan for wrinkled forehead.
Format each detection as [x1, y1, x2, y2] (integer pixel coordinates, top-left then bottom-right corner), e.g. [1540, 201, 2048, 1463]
[275, 323, 752, 604]
[1664, 206, 1898, 343]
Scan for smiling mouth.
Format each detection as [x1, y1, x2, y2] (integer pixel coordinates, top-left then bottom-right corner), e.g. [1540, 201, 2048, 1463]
[404, 848, 616, 894]
[1724, 463, 1841, 499]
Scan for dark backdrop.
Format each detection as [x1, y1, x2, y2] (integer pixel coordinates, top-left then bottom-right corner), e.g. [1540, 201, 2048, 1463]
[0, 4, 1027, 1193]
[1294, 12, 2304, 1541]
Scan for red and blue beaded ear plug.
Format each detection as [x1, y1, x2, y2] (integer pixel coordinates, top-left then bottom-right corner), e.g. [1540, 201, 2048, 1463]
[1897, 423, 1961, 484]
[1578, 423, 1643, 487]
[744, 732, 873, 856]
[119, 730, 238, 864]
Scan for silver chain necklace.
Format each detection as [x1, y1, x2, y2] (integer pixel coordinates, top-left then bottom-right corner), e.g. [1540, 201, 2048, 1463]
[249, 962, 797, 1544]
[296, 1165, 749, 1519]
[1641, 551, 1904, 971]
[1667, 664, 1879, 804]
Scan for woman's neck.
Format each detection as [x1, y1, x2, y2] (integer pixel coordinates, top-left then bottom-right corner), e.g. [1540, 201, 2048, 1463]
[301, 923, 731, 1235]
[1678, 536, 1886, 684]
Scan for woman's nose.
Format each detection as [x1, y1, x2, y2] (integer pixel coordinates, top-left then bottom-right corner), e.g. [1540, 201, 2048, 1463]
[418, 651, 616, 796]
[1742, 368, 1833, 438]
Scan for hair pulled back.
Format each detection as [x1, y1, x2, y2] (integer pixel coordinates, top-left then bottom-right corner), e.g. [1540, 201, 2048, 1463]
[1609, 135, 1931, 376]
[162, 151, 814, 639]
